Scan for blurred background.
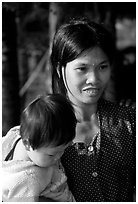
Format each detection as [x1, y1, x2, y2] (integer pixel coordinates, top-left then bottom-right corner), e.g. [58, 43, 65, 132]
[2, 2, 136, 135]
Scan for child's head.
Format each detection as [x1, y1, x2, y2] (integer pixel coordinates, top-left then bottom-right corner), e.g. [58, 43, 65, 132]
[20, 94, 77, 167]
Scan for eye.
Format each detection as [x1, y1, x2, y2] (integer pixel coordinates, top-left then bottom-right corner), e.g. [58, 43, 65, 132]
[99, 64, 109, 70]
[76, 66, 87, 72]
[48, 154, 55, 157]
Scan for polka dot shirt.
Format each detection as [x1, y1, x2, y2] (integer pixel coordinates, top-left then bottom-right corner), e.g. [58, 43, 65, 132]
[61, 99, 135, 202]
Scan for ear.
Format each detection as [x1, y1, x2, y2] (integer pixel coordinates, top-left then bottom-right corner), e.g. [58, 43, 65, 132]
[57, 63, 60, 78]
[23, 139, 32, 151]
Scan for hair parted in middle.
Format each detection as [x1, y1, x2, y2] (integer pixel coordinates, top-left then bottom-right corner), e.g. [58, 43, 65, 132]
[20, 94, 77, 150]
[51, 17, 115, 96]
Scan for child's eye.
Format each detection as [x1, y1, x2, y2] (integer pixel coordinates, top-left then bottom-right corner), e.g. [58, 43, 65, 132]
[48, 154, 55, 157]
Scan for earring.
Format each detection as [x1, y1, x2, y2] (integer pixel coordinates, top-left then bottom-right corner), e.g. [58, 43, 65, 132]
[57, 62, 60, 78]
[23, 139, 31, 151]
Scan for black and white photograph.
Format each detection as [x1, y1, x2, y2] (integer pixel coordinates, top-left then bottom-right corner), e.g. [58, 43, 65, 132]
[2, 2, 136, 202]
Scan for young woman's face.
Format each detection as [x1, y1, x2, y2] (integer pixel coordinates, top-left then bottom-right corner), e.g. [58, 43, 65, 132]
[62, 47, 111, 106]
[27, 144, 68, 167]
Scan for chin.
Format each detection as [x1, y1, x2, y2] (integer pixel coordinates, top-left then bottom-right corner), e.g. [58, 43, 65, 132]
[39, 164, 50, 168]
[83, 97, 99, 105]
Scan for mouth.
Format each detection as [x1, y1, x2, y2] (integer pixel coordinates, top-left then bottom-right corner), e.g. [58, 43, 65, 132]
[82, 87, 100, 96]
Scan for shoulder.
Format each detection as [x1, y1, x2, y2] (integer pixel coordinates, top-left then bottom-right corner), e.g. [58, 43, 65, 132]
[2, 126, 21, 160]
[98, 99, 135, 120]
[3, 126, 21, 141]
[98, 99, 135, 136]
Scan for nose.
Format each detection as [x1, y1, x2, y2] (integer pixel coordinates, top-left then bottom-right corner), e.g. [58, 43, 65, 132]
[86, 71, 98, 84]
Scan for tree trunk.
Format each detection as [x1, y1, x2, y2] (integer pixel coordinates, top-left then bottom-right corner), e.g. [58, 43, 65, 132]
[2, 7, 20, 135]
[18, 48, 28, 111]
[48, 2, 62, 52]
[43, 2, 63, 94]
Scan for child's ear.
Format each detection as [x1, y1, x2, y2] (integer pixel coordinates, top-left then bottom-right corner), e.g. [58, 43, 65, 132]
[23, 139, 31, 151]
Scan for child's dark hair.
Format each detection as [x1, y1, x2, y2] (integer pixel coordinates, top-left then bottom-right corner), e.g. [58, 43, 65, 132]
[20, 94, 77, 150]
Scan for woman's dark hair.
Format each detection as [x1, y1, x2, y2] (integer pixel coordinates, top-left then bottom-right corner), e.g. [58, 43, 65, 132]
[20, 94, 77, 150]
[51, 18, 115, 95]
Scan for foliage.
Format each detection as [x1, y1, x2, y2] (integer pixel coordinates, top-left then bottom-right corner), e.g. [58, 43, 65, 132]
[2, 2, 136, 53]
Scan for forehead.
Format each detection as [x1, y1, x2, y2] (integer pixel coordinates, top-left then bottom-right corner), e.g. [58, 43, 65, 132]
[68, 47, 109, 66]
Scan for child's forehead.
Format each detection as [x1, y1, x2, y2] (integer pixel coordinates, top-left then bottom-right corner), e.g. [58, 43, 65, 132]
[39, 143, 67, 154]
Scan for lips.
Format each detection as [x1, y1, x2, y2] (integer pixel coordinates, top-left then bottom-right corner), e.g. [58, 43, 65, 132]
[82, 86, 100, 96]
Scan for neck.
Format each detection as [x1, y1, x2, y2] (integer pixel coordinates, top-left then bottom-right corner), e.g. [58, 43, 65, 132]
[73, 104, 100, 144]
[73, 102, 97, 122]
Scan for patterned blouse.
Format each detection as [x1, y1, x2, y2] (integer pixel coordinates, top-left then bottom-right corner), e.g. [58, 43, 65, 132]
[61, 99, 136, 202]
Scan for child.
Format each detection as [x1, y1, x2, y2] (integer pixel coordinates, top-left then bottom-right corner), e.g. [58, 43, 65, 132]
[2, 94, 77, 202]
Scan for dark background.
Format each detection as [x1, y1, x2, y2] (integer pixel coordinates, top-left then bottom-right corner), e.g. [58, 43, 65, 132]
[2, 2, 136, 135]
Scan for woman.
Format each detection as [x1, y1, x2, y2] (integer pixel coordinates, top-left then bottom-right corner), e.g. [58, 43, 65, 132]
[50, 18, 135, 202]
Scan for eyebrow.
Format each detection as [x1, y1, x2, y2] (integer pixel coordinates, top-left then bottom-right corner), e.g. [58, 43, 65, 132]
[99, 60, 109, 64]
[74, 60, 109, 67]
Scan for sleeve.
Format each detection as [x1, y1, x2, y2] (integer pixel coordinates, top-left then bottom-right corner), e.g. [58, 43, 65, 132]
[122, 106, 136, 138]
[127, 107, 136, 194]
[2, 126, 21, 160]
[2, 168, 40, 202]
[41, 164, 76, 202]
[43, 181, 76, 202]
[129, 107, 136, 136]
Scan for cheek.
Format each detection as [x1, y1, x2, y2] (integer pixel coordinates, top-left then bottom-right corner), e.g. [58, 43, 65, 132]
[36, 154, 49, 164]
[38, 156, 53, 167]
[101, 70, 111, 84]
[67, 78, 83, 97]
[55, 152, 64, 160]
[67, 77, 79, 88]
[66, 70, 83, 90]
[64, 69, 77, 92]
